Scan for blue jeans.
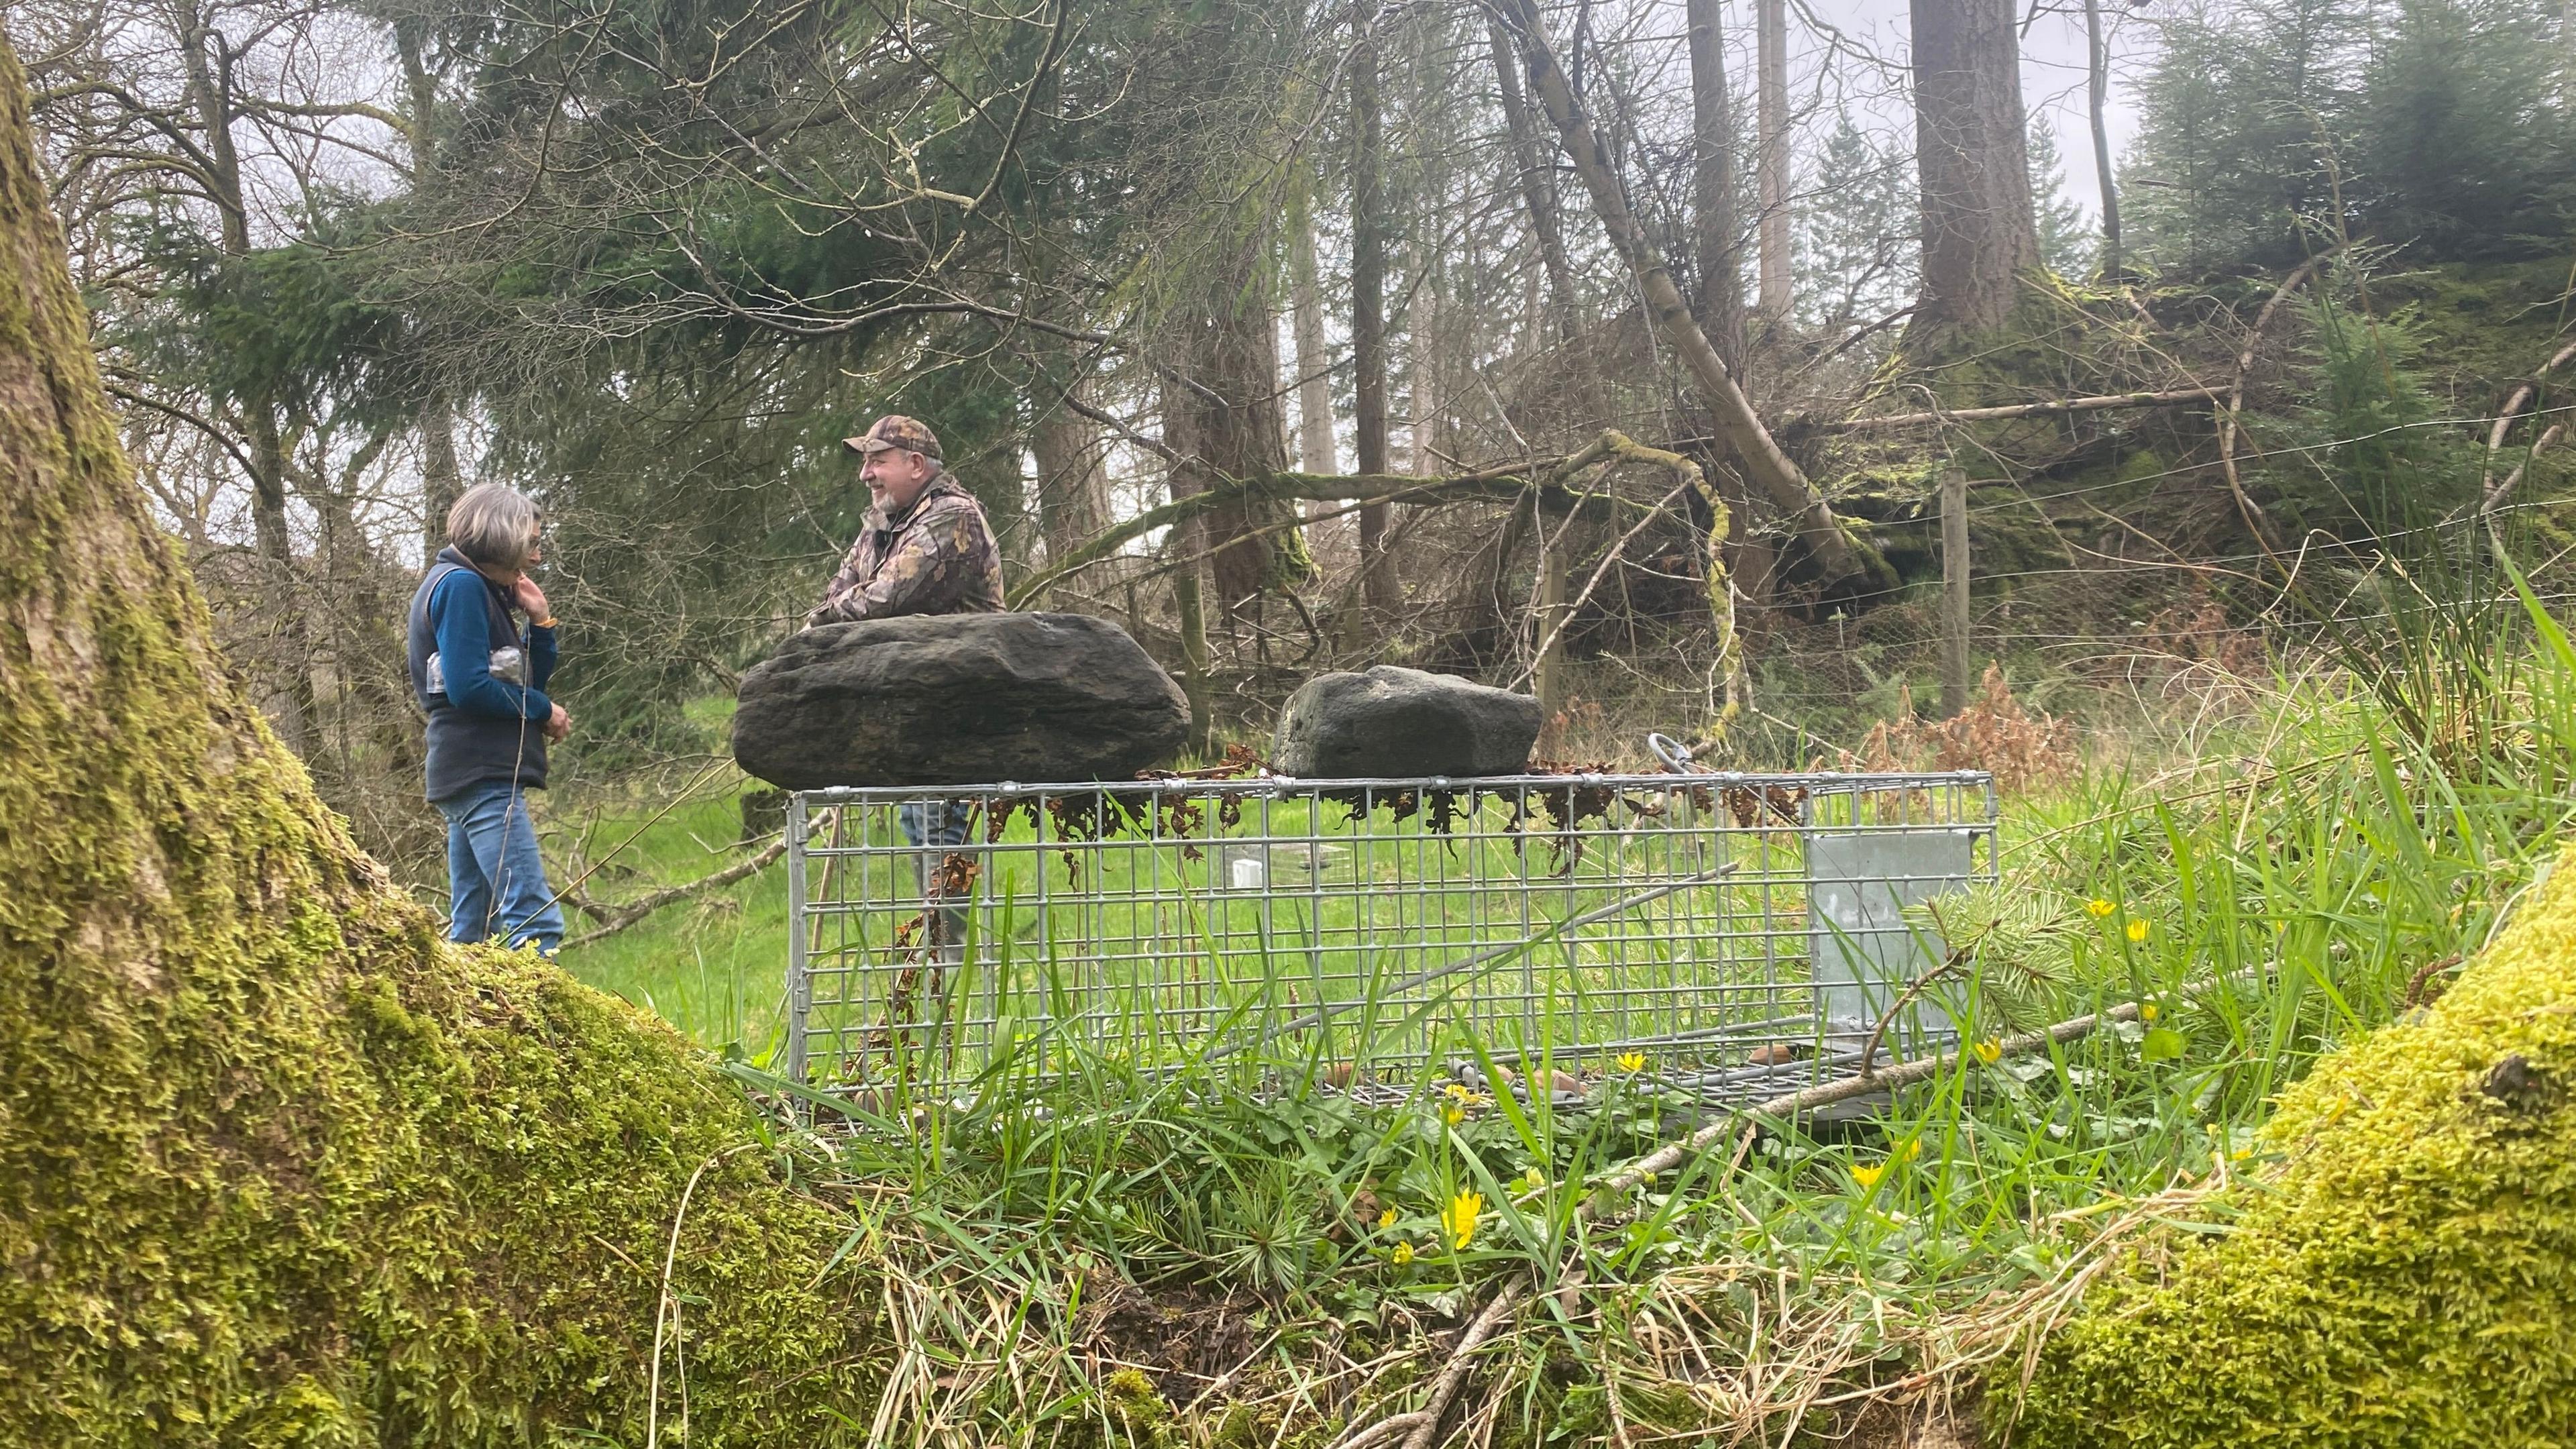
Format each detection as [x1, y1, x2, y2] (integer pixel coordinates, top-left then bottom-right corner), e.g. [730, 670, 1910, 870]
[902, 800, 975, 965]
[900, 799, 975, 851]
[437, 782, 566, 954]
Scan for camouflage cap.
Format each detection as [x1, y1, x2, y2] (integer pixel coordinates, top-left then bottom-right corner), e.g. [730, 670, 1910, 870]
[843, 414, 943, 460]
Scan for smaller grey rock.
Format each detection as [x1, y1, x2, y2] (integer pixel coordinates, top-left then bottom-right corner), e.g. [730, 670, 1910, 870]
[1272, 665, 1541, 779]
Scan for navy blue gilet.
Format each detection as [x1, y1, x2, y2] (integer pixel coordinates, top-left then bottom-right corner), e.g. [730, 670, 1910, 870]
[406, 547, 550, 802]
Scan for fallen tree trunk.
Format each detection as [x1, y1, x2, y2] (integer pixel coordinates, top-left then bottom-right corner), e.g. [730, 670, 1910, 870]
[1491, 0, 1876, 590]
[1802, 386, 2223, 432]
[0, 41, 879, 1445]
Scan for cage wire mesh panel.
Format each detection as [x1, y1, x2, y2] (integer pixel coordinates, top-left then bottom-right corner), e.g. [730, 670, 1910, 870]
[783, 771, 1995, 1105]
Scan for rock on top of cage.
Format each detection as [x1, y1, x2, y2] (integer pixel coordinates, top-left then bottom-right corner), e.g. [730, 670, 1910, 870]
[1271, 666, 1542, 780]
[731, 612, 1191, 789]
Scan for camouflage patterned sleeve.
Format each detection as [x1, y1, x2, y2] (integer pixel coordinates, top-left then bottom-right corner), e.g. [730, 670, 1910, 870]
[809, 496, 1003, 624]
[806, 531, 879, 627]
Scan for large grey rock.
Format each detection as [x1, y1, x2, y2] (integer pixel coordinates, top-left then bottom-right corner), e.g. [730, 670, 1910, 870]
[1272, 666, 1541, 780]
[732, 612, 1191, 789]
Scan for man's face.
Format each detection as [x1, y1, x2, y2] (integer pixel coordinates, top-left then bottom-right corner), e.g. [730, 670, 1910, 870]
[862, 447, 934, 515]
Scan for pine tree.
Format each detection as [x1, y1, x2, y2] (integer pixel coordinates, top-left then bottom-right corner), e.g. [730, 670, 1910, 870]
[2030, 119, 2097, 278]
[1795, 115, 1917, 332]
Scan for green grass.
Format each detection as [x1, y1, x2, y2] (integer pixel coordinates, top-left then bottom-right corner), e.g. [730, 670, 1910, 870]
[547, 789, 794, 1055]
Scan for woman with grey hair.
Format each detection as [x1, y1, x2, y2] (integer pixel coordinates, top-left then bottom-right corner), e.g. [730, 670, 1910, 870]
[405, 483, 573, 953]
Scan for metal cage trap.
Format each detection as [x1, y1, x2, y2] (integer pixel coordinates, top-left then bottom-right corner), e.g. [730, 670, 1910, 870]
[782, 763, 1996, 1112]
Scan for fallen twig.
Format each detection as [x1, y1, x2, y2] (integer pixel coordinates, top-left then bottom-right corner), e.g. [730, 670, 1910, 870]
[2219, 252, 2339, 564]
[2480, 338, 2576, 506]
[561, 837, 786, 951]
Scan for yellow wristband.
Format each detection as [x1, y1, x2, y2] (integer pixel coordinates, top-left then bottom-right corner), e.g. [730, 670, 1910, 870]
[531, 616, 558, 629]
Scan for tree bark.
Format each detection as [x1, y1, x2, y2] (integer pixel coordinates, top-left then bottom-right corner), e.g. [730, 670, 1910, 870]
[1410, 235, 1442, 478]
[1168, 251, 1305, 615]
[1032, 377, 1108, 568]
[397, 14, 465, 561]
[2085, 0, 2122, 278]
[0, 38, 877, 1439]
[1289, 179, 1340, 477]
[1687, 0, 1749, 371]
[1487, 20, 1581, 345]
[1350, 25, 1399, 617]
[1909, 0, 2042, 337]
[419, 389, 463, 559]
[1757, 0, 1792, 321]
[1495, 0, 1871, 588]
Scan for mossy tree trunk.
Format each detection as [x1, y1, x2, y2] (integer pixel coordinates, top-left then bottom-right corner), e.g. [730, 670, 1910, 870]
[0, 40, 879, 1446]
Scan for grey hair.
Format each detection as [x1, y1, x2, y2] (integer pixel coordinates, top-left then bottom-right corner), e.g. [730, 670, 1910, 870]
[446, 483, 543, 571]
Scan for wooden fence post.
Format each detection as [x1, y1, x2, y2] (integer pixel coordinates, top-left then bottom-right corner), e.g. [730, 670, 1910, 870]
[1537, 510, 1568, 737]
[1941, 466, 1972, 717]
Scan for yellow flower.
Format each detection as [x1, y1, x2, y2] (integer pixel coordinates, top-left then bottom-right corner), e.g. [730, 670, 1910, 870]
[1898, 1138, 1923, 1163]
[2086, 898, 2116, 918]
[1616, 1051, 1647, 1073]
[1444, 1082, 1473, 1102]
[1441, 1104, 1465, 1127]
[1440, 1191, 1484, 1250]
[1376, 1207, 1397, 1231]
[1851, 1163, 1887, 1191]
[2127, 918, 2151, 943]
[1519, 1165, 1547, 1193]
[1972, 1038, 2002, 1065]
[2231, 1146, 2253, 1163]
[2140, 1002, 2160, 1023]
[1390, 1240, 1414, 1267]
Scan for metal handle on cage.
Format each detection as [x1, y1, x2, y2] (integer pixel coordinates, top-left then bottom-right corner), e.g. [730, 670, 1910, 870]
[1646, 732, 1695, 773]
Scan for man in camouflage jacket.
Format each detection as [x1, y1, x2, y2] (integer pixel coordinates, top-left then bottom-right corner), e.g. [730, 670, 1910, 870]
[807, 414, 1006, 627]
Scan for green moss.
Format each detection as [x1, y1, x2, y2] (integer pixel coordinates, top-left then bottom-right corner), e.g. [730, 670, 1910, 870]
[0, 41, 879, 1446]
[1998, 847, 2576, 1447]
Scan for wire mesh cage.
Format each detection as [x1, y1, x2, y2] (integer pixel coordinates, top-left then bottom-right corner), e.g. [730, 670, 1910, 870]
[793, 768, 1998, 1103]
[782, 769, 1995, 1108]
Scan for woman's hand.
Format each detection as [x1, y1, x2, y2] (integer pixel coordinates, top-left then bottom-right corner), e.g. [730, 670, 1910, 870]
[512, 572, 551, 623]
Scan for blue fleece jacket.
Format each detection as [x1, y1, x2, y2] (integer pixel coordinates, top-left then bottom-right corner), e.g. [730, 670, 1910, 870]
[407, 549, 559, 800]
[429, 568, 557, 720]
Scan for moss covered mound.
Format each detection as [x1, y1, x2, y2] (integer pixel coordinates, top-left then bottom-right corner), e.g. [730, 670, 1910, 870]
[0, 40, 878, 1445]
[2001, 849, 2576, 1447]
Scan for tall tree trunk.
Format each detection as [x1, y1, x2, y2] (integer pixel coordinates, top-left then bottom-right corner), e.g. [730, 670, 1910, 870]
[1909, 0, 2041, 337]
[419, 390, 462, 559]
[1688, 0, 1749, 370]
[178, 0, 311, 750]
[1350, 25, 1399, 618]
[1756, 0, 1792, 322]
[1487, 21, 1580, 341]
[2085, 0, 2123, 279]
[1410, 233, 1442, 478]
[1032, 378, 1108, 568]
[176, 0, 287, 566]
[1168, 252, 1306, 617]
[397, 15, 464, 561]
[1288, 179, 1340, 477]
[1157, 388, 1219, 751]
[1495, 0, 1873, 589]
[0, 39, 879, 1439]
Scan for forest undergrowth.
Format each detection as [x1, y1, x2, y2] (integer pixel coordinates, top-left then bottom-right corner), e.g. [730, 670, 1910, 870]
[535, 562, 2576, 1446]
